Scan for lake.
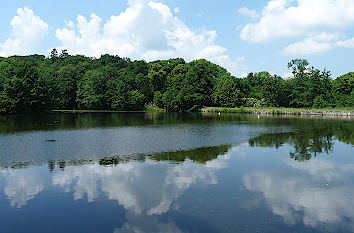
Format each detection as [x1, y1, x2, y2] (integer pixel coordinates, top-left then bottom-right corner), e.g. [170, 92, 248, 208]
[0, 112, 353, 233]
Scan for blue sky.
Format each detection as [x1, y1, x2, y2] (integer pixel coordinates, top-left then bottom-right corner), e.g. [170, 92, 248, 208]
[0, 0, 353, 77]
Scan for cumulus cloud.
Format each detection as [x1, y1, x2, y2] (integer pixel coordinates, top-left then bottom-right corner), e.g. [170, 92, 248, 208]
[55, 0, 247, 76]
[282, 38, 333, 55]
[282, 32, 343, 55]
[282, 72, 294, 79]
[238, 7, 259, 20]
[282, 32, 354, 55]
[241, 0, 354, 43]
[336, 37, 354, 48]
[240, 0, 354, 55]
[0, 7, 48, 57]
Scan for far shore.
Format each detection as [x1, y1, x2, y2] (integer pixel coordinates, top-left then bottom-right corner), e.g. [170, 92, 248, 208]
[201, 107, 354, 117]
[50, 107, 354, 118]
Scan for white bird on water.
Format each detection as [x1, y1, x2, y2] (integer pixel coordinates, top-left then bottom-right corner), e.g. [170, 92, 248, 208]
[218, 112, 221, 115]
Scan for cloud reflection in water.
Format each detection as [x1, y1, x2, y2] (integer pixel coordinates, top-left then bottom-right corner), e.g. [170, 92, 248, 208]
[243, 159, 354, 230]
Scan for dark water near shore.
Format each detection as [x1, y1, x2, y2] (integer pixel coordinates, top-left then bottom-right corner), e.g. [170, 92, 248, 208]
[0, 112, 353, 233]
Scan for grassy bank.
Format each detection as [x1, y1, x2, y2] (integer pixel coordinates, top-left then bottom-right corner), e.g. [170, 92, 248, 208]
[201, 107, 354, 117]
[51, 110, 141, 113]
[51, 106, 164, 113]
[50, 107, 354, 117]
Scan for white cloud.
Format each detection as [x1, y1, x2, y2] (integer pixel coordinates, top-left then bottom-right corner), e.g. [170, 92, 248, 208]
[173, 7, 180, 14]
[0, 7, 48, 57]
[241, 0, 354, 43]
[64, 20, 75, 29]
[240, 0, 354, 55]
[336, 37, 354, 48]
[282, 32, 353, 55]
[238, 7, 259, 20]
[282, 37, 333, 55]
[313, 32, 341, 42]
[55, 0, 246, 76]
[282, 72, 294, 79]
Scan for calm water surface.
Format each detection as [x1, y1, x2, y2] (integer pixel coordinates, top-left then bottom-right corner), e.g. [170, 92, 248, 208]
[0, 112, 353, 233]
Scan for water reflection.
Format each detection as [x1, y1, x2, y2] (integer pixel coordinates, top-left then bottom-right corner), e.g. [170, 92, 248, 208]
[0, 149, 230, 233]
[0, 112, 284, 134]
[53, 160, 217, 215]
[243, 120, 354, 231]
[249, 119, 353, 161]
[0, 113, 353, 233]
[0, 120, 263, 166]
[114, 213, 184, 233]
[1, 145, 230, 211]
[1, 167, 45, 208]
[243, 156, 354, 231]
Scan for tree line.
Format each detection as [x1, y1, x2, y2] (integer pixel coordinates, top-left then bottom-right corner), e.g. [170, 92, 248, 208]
[0, 50, 353, 114]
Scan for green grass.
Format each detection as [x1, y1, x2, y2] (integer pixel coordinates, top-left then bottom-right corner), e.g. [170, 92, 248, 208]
[50, 107, 354, 115]
[51, 106, 165, 113]
[51, 109, 141, 113]
[202, 107, 354, 114]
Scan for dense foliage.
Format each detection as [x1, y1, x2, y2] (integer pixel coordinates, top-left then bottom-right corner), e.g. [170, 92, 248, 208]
[0, 51, 353, 113]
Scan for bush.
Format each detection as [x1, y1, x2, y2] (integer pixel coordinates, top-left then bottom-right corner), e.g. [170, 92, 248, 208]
[242, 98, 264, 107]
[189, 105, 202, 112]
[312, 96, 331, 109]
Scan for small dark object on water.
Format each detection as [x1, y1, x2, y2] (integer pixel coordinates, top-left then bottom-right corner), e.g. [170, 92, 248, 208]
[46, 140, 56, 142]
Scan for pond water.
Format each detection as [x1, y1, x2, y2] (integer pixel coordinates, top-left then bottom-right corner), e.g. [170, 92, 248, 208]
[0, 112, 353, 233]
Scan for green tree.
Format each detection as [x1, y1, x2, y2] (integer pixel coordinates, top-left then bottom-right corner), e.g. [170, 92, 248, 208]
[213, 73, 243, 107]
[77, 69, 107, 109]
[0, 61, 50, 113]
[153, 91, 164, 108]
[50, 48, 59, 63]
[333, 72, 354, 107]
[54, 65, 79, 109]
[148, 63, 167, 93]
[59, 49, 69, 59]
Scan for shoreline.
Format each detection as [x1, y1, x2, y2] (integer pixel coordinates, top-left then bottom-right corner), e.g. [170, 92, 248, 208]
[201, 107, 354, 117]
[42, 108, 354, 118]
[50, 108, 164, 113]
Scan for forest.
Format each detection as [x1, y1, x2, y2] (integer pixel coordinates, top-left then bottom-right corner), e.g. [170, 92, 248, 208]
[0, 49, 353, 114]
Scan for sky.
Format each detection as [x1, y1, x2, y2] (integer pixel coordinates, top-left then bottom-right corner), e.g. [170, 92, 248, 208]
[0, 0, 353, 78]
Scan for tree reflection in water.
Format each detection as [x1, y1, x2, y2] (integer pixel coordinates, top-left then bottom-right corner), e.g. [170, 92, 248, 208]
[249, 118, 353, 161]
